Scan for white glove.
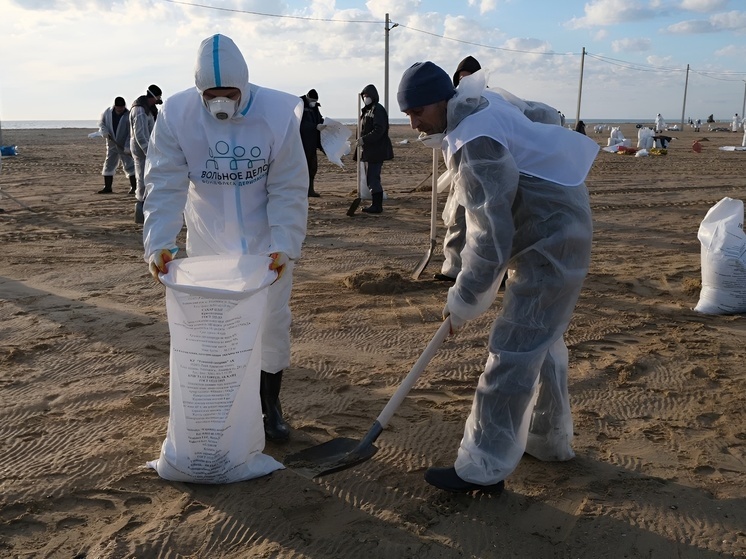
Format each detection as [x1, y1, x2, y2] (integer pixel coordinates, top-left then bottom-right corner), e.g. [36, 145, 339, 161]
[269, 252, 289, 283]
[148, 248, 175, 283]
[348, 138, 359, 152]
[316, 123, 327, 131]
[442, 304, 465, 335]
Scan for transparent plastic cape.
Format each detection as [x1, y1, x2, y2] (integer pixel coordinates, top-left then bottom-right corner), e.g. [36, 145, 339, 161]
[440, 136, 593, 483]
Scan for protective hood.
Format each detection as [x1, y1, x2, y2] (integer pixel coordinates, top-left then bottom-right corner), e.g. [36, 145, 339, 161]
[194, 34, 251, 118]
[360, 84, 379, 105]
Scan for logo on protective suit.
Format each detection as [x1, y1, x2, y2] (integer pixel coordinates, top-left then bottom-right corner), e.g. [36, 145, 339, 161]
[201, 140, 269, 186]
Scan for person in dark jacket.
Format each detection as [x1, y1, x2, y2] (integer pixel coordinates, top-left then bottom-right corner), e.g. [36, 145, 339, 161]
[452, 55, 482, 87]
[299, 89, 325, 197]
[356, 84, 394, 214]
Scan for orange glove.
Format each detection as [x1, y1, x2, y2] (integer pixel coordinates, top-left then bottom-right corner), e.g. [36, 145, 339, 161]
[269, 252, 289, 283]
[148, 248, 175, 283]
[442, 304, 465, 336]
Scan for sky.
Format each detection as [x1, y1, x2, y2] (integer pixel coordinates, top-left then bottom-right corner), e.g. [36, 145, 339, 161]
[1, 0, 745, 123]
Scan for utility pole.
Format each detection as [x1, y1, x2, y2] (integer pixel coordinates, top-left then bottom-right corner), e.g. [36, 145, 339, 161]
[575, 47, 585, 128]
[681, 64, 689, 128]
[384, 13, 398, 113]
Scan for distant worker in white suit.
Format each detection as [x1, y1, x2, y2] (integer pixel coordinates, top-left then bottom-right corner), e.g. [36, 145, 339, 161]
[142, 34, 309, 442]
[96, 96, 136, 195]
[655, 113, 666, 133]
[130, 85, 163, 223]
[732, 113, 740, 133]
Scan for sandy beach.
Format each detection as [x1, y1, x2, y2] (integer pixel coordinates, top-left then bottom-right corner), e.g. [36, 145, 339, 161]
[1, 122, 745, 558]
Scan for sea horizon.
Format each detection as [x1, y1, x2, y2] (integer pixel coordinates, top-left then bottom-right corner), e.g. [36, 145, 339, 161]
[0, 117, 703, 131]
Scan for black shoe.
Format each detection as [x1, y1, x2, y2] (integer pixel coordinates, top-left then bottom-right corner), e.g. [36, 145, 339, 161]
[308, 191, 321, 198]
[434, 273, 456, 282]
[97, 188, 112, 194]
[128, 188, 136, 195]
[424, 466, 505, 494]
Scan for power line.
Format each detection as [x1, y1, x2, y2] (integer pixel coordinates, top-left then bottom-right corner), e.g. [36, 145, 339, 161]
[161, 0, 381, 23]
[395, 23, 576, 56]
[586, 52, 683, 73]
[161, 1, 744, 80]
[587, 52, 746, 81]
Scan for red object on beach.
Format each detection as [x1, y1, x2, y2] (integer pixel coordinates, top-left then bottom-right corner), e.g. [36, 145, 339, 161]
[692, 141, 702, 153]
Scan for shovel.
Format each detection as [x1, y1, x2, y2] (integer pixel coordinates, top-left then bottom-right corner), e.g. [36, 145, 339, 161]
[412, 149, 439, 279]
[346, 94, 363, 217]
[284, 318, 452, 478]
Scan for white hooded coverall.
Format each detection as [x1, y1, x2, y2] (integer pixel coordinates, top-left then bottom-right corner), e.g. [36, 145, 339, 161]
[130, 100, 156, 202]
[98, 105, 135, 177]
[142, 34, 308, 374]
[440, 74, 599, 485]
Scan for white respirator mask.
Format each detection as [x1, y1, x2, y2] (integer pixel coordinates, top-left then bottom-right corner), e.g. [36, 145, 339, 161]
[309, 101, 317, 108]
[206, 97, 237, 120]
[363, 96, 373, 106]
[418, 132, 445, 150]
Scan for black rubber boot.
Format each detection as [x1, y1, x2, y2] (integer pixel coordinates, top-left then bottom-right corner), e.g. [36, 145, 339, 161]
[134, 200, 144, 224]
[308, 180, 320, 197]
[128, 175, 137, 195]
[260, 370, 290, 441]
[98, 175, 113, 194]
[362, 192, 383, 214]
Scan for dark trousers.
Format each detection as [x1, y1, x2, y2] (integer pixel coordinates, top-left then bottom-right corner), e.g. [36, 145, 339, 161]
[366, 162, 383, 194]
[305, 152, 318, 193]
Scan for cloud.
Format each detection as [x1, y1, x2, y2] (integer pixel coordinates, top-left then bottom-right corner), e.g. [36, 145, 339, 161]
[611, 37, 653, 52]
[679, 0, 729, 12]
[714, 44, 746, 57]
[467, 0, 498, 15]
[566, 0, 661, 29]
[665, 10, 746, 33]
[593, 29, 610, 41]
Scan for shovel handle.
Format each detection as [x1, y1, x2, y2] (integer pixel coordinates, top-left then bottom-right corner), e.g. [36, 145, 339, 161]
[429, 150, 438, 239]
[375, 318, 451, 428]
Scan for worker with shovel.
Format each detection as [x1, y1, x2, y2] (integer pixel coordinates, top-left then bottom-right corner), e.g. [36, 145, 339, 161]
[397, 61, 598, 493]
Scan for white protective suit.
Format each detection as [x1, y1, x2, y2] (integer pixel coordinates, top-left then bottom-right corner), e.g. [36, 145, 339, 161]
[440, 86, 563, 278]
[438, 72, 598, 485]
[142, 34, 308, 374]
[655, 113, 666, 133]
[130, 98, 157, 201]
[98, 105, 135, 177]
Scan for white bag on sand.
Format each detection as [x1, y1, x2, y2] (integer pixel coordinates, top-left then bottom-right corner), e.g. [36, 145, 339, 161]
[147, 254, 284, 483]
[637, 127, 654, 149]
[695, 197, 746, 314]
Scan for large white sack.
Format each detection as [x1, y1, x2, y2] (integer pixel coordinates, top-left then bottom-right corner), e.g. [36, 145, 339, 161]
[694, 197, 746, 314]
[147, 254, 284, 483]
[319, 117, 351, 168]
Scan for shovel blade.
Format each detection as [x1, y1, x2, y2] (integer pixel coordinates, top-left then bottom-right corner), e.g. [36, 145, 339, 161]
[284, 437, 378, 479]
[412, 239, 436, 280]
[346, 197, 361, 217]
